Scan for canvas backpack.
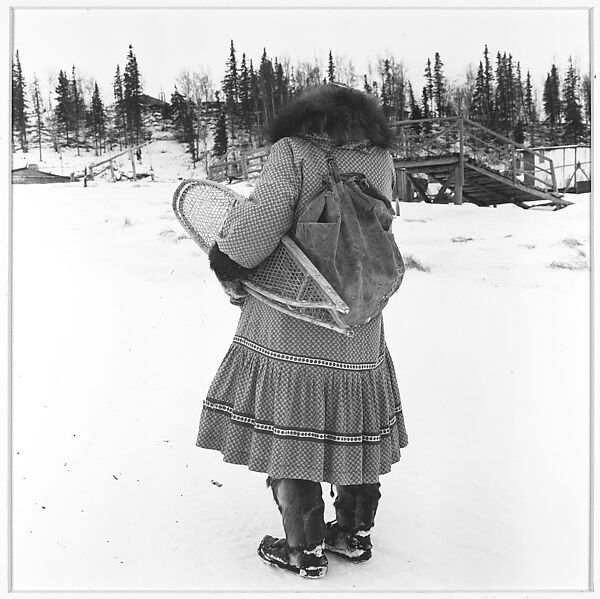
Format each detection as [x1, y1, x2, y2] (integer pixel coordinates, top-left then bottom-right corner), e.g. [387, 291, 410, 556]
[294, 146, 405, 328]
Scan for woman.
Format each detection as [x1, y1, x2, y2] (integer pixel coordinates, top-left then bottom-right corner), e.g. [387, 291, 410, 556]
[197, 84, 408, 578]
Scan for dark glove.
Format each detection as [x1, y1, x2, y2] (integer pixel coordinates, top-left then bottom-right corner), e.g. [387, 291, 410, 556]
[208, 243, 256, 306]
[218, 279, 247, 306]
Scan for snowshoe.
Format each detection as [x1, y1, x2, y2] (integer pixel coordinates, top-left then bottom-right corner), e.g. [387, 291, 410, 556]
[324, 521, 372, 563]
[257, 535, 328, 578]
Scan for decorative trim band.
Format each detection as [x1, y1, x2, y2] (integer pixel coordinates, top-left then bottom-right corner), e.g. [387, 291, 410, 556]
[233, 336, 385, 371]
[204, 399, 402, 445]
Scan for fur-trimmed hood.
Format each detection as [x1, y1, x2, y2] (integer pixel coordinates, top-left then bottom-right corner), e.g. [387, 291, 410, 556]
[269, 85, 393, 149]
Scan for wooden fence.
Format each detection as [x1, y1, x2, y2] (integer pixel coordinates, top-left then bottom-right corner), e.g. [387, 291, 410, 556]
[208, 146, 270, 182]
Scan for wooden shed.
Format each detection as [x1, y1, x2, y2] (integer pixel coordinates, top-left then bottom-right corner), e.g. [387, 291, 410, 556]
[12, 165, 72, 184]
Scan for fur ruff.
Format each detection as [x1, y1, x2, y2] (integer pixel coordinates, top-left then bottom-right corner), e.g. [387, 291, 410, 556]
[269, 85, 392, 149]
[209, 243, 256, 282]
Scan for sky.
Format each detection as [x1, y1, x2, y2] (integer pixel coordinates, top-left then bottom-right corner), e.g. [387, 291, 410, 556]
[12, 7, 591, 104]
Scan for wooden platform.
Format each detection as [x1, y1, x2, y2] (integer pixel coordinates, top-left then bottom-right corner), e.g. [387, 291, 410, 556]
[391, 118, 572, 210]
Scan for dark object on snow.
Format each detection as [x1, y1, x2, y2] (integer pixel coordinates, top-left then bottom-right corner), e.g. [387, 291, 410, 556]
[323, 483, 380, 562]
[12, 165, 72, 184]
[257, 535, 328, 578]
[269, 478, 326, 549]
[324, 521, 372, 563]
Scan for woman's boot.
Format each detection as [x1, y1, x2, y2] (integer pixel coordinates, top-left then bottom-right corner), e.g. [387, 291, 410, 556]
[258, 478, 328, 578]
[325, 483, 381, 563]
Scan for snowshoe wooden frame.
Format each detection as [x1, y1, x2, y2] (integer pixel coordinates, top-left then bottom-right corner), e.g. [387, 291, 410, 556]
[172, 179, 352, 336]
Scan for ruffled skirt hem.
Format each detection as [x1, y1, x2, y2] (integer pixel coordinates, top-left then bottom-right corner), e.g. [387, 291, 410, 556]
[196, 339, 408, 485]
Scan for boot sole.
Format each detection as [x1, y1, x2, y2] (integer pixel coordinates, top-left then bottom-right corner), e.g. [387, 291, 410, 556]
[324, 546, 372, 564]
[257, 546, 328, 578]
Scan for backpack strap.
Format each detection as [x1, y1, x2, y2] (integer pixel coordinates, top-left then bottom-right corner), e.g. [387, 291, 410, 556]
[326, 154, 342, 184]
[303, 136, 343, 185]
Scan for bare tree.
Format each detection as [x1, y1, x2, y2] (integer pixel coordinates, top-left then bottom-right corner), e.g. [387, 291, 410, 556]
[31, 75, 45, 162]
[334, 55, 358, 87]
[176, 68, 215, 172]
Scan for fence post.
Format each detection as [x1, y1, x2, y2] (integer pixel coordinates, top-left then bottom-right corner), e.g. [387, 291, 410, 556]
[523, 150, 535, 187]
[398, 168, 411, 203]
[511, 142, 517, 186]
[240, 152, 249, 179]
[129, 149, 137, 181]
[455, 117, 464, 205]
[109, 159, 115, 181]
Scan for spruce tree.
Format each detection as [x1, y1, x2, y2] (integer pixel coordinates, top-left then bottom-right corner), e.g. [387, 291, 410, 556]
[91, 82, 107, 156]
[30, 75, 44, 161]
[274, 60, 287, 111]
[113, 65, 125, 148]
[407, 81, 422, 134]
[514, 61, 524, 124]
[70, 66, 85, 156]
[327, 50, 335, 83]
[543, 64, 561, 143]
[12, 50, 28, 152]
[249, 60, 263, 145]
[482, 45, 494, 126]
[381, 59, 392, 118]
[222, 40, 239, 142]
[424, 58, 434, 114]
[433, 52, 446, 117]
[524, 70, 536, 145]
[493, 52, 505, 133]
[212, 93, 228, 157]
[470, 61, 485, 122]
[506, 54, 516, 130]
[363, 74, 372, 95]
[421, 86, 432, 134]
[30, 75, 45, 161]
[123, 45, 143, 145]
[259, 48, 275, 125]
[170, 86, 197, 161]
[55, 69, 72, 146]
[238, 53, 252, 142]
[562, 57, 584, 144]
[581, 72, 591, 133]
[513, 120, 526, 144]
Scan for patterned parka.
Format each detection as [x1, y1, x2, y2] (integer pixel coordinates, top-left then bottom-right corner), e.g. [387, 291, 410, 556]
[196, 85, 408, 485]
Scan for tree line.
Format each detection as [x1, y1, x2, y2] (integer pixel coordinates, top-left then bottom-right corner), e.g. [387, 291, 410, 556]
[206, 42, 589, 157]
[12, 45, 151, 162]
[12, 42, 591, 166]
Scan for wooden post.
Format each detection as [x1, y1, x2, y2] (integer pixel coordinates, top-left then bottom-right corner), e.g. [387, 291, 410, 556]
[455, 117, 464, 205]
[522, 149, 535, 187]
[550, 159, 558, 193]
[240, 152, 249, 179]
[83, 166, 88, 188]
[454, 165, 463, 205]
[109, 159, 115, 182]
[130, 149, 137, 181]
[399, 168, 411, 203]
[393, 170, 401, 215]
[511, 142, 517, 186]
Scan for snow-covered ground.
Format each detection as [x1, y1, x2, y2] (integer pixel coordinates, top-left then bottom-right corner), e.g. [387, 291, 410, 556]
[12, 135, 206, 183]
[11, 172, 590, 591]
